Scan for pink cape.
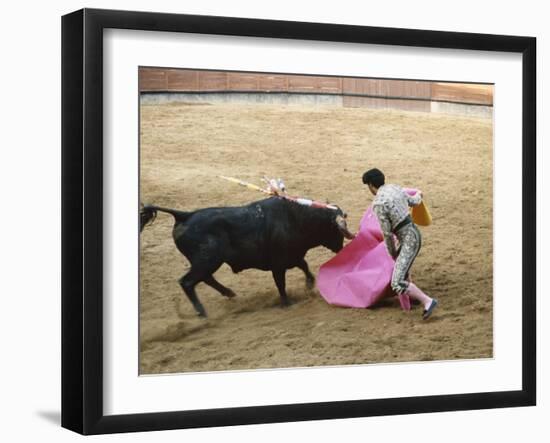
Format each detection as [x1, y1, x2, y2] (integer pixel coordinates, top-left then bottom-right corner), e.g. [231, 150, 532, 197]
[317, 189, 418, 310]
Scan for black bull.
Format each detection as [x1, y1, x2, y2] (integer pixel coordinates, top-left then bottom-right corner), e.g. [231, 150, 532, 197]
[140, 197, 354, 317]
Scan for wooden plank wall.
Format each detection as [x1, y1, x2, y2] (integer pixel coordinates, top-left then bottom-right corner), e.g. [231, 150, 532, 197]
[431, 83, 493, 105]
[139, 68, 493, 107]
[342, 78, 432, 111]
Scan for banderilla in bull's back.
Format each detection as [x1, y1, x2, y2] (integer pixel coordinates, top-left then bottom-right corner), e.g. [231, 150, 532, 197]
[219, 175, 340, 210]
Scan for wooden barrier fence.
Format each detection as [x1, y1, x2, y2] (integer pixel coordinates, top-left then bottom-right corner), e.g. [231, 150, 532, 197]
[139, 67, 493, 108]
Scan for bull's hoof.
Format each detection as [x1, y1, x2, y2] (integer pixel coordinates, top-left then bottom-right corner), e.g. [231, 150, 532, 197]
[223, 289, 237, 298]
[280, 298, 293, 308]
[305, 277, 315, 290]
[196, 308, 208, 318]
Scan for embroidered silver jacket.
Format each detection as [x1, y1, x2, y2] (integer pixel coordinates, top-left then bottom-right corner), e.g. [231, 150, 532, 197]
[372, 184, 422, 257]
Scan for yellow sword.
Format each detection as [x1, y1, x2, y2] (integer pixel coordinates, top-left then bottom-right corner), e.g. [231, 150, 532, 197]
[218, 176, 273, 195]
[219, 175, 339, 210]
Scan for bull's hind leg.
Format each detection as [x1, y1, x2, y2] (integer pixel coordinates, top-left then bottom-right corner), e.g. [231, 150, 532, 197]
[178, 256, 225, 317]
[179, 270, 208, 317]
[297, 258, 315, 290]
[272, 268, 291, 307]
[203, 276, 237, 298]
[180, 262, 227, 317]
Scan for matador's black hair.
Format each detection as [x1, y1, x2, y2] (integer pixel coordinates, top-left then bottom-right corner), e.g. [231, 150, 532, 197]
[362, 168, 385, 188]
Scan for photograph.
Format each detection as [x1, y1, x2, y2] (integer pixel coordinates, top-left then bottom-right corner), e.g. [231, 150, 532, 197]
[138, 67, 494, 375]
[56, 3, 538, 437]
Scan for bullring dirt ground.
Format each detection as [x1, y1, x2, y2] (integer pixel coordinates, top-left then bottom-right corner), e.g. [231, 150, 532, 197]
[139, 101, 493, 374]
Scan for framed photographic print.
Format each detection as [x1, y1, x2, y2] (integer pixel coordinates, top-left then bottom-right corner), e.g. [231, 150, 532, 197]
[61, 8, 536, 435]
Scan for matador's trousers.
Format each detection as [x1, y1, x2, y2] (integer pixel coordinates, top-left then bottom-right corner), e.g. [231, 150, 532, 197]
[391, 223, 422, 295]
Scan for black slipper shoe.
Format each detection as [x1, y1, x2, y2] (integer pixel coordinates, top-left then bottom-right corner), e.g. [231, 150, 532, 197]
[422, 299, 438, 320]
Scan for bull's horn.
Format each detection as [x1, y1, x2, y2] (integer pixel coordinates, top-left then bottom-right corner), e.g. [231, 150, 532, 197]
[335, 215, 355, 240]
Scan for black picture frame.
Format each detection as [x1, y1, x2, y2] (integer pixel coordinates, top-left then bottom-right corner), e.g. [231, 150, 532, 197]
[61, 8, 536, 435]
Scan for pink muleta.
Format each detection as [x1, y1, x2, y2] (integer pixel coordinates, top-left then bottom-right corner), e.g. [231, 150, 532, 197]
[317, 189, 420, 310]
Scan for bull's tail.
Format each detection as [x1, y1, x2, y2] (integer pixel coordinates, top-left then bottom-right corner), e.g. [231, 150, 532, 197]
[140, 204, 193, 232]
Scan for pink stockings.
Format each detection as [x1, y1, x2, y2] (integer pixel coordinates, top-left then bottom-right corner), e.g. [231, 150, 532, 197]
[398, 282, 433, 311]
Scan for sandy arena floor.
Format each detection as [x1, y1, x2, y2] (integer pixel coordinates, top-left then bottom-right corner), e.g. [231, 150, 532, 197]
[139, 102, 493, 374]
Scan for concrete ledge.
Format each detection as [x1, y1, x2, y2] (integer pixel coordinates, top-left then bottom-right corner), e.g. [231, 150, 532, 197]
[140, 92, 493, 119]
[430, 101, 493, 119]
[140, 92, 343, 107]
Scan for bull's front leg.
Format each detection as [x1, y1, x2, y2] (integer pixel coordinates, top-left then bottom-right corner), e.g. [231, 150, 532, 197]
[297, 258, 315, 290]
[272, 268, 291, 307]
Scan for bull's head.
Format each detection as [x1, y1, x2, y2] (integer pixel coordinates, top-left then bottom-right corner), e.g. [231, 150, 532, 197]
[323, 209, 355, 253]
[335, 213, 355, 240]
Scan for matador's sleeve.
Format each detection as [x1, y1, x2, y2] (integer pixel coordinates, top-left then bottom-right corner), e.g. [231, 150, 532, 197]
[407, 190, 422, 207]
[373, 204, 397, 258]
